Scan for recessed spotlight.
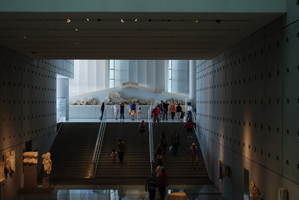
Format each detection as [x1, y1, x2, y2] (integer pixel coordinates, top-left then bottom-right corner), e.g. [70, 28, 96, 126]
[195, 20, 199, 22]
[66, 19, 71, 23]
[135, 19, 138, 22]
[86, 18, 90, 22]
[23, 36, 27, 39]
[215, 20, 221, 23]
[75, 28, 78, 31]
[74, 42, 79, 45]
[41, 19, 45, 22]
[97, 19, 101, 22]
[121, 19, 124, 23]
[148, 19, 152, 22]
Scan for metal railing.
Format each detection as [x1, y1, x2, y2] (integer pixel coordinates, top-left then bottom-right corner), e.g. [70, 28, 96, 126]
[148, 109, 155, 173]
[92, 110, 107, 179]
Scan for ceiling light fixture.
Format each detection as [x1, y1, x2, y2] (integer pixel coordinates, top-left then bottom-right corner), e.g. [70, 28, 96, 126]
[121, 19, 124, 23]
[86, 18, 90, 22]
[148, 19, 152, 22]
[66, 19, 71, 23]
[75, 28, 78, 31]
[41, 19, 45, 22]
[215, 20, 221, 23]
[135, 19, 138, 22]
[195, 20, 199, 22]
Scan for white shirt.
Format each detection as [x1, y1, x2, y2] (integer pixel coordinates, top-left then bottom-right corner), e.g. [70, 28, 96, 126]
[114, 104, 119, 112]
[136, 105, 142, 113]
[187, 105, 192, 111]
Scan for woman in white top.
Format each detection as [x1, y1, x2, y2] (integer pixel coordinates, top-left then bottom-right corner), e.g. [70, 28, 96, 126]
[114, 103, 119, 119]
[187, 102, 192, 120]
[136, 104, 142, 120]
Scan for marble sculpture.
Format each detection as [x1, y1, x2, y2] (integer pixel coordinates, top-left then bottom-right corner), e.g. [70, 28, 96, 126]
[10, 150, 15, 172]
[23, 152, 38, 164]
[249, 180, 261, 200]
[3, 152, 11, 173]
[42, 152, 52, 175]
[0, 162, 5, 183]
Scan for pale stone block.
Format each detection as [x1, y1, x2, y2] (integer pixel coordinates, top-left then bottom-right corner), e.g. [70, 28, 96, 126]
[0, 162, 5, 183]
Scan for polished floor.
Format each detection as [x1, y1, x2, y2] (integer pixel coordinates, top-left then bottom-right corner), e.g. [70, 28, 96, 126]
[60, 118, 188, 123]
[14, 184, 224, 200]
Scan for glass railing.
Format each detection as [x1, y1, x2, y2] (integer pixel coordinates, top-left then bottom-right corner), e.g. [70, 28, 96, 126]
[148, 109, 155, 173]
[92, 110, 107, 179]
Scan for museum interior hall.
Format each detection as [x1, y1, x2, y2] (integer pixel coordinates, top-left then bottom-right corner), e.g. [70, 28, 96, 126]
[0, 0, 299, 200]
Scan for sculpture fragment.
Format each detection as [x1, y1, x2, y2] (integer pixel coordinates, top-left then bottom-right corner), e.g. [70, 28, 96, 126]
[42, 152, 52, 175]
[0, 162, 5, 183]
[23, 152, 38, 165]
[249, 180, 261, 200]
[3, 152, 12, 173]
[109, 91, 121, 98]
[10, 150, 15, 172]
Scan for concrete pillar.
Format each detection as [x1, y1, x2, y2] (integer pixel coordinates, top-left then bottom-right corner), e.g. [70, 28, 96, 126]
[189, 60, 196, 107]
[57, 78, 69, 120]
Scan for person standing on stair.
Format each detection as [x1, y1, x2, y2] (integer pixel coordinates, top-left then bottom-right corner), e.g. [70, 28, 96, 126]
[151, 106, 160, 128]
[136, 104, 142, 120]
[188, 143, 199, 171]
[130, 101, 136, 120]
[158, 168, 169, 200]
[171, 131, 180, 156]
[145, 172, 158, 200]
[139, 120, 146, 143]
[100, 101, 105, 120]
[160, 131, 167, 157]
[153, 144, 164, 162]
[155, 161, 165, 178]
[117, 139, 126, 164]
[114, 102, 119, 120]
[176, 103, 182, 121]
[185, 118, 194, 138]
[120, 103, 125, 120]
[111, 149, 118, 165]
[170, 101, 176, 120]
[186, 102, 193, 120]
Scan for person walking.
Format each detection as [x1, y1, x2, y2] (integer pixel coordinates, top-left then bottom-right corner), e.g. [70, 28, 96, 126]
[151, 106, 160, 128]
[100, 101, 105, 120]
[171, 131, 180, 156]
[145, 172, 158, 200]
[163, 101, 169, 120]
[138, 120, 146, 143]
[170, 101, 176, 120]
[160, 131, 167, 157]
[120, 103, 125, 120]
[137, 104, 142, 120]
[188, 143, 199, 171]
[159, 100, 163, 120]
[117, 139, 126, 164]
[111, 149, 118, 165]
[114, 102, 119, 120]
[158, 168, 169, 200]
[130, 101, 136, 120]
[176, 103, 182, 121]
[185, 118, 194, 138]
[155, 161, 164, 178]
[153, 144, 164, 162]
[186, 102, 193, 120]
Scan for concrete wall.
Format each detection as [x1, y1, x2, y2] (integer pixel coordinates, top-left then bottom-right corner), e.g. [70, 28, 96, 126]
[0, 46, 73, 200]
[196, 3, 299, 199]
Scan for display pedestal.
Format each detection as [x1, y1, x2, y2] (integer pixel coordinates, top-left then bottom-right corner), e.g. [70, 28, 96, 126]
[18, 164, 52, 194]
[42, 177, 50, 189]
[168, 192, 187, 200]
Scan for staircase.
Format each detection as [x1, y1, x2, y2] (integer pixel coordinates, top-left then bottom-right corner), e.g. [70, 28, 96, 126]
[95, 122, 151, 179]
[44, 123, 100, 178]
[152, 122, 209, 179]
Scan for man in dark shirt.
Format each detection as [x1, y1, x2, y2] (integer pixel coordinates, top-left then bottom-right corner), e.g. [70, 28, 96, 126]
[117, 139, 126, 164]
[145, 172, 158, 200]
[158, 168, 169, 200]
[162, 101, 169, 120]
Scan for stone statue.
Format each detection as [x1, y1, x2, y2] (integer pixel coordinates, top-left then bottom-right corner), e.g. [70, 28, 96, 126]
[10, 150, 15, 172]
[23, 152, 38, 164]
[109, 91, 121, 98]
[122, 82, 138, 86]
[0, 162, 5, 182]
[4, 152, 11, 173]
[249, 180, 261, 200]
[42, 152, 52, 175]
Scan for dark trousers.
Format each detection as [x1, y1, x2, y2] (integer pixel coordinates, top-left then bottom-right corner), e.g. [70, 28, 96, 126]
[120, 111, 124, 119]
[148, 189, 156, 200]
[171, 112, 175, 120]
[118, 152, 124, 163]
[159, 184, 166, 200]
[173, 143, 178, 156]
[100, 111, 104, 120]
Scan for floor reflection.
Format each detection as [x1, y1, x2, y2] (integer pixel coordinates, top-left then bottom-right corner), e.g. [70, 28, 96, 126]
[14, 185, 225, 200]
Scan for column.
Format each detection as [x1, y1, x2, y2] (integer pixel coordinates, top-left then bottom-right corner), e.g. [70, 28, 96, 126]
[189, 60, 196, 107]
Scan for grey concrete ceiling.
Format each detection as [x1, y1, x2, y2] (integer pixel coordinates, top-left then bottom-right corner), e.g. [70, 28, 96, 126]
[0, 12, 283, 60]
